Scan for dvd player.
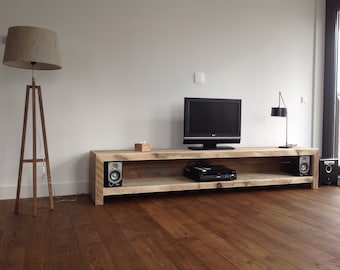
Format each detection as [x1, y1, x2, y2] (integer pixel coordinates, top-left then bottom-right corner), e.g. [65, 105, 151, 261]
[184, 162, 237, 182]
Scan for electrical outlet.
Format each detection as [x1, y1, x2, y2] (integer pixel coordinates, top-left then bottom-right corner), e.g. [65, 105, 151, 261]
[194, 72, 205, 84]
[301, 96, 308, 104]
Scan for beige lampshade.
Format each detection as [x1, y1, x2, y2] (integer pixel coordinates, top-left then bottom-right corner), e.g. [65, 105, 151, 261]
[3, 26, 61, 70]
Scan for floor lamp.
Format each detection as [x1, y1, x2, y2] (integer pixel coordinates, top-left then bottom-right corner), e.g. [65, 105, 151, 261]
[2, 26, 61, 216]
[271, 91, 292, 148]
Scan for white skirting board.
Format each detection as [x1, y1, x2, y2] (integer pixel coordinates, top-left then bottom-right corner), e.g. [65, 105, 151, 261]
[0, 181, 89, 200]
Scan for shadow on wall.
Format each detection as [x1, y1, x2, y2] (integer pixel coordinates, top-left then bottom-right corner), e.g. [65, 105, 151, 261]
[170, 103, 184, 148]
[50, 152, 90, 196]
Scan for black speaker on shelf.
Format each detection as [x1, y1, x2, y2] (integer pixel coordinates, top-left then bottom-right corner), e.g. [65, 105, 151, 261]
[319, 159, 338, 186]
[104, 161, 123, 187]
[281, 156, 311, 176]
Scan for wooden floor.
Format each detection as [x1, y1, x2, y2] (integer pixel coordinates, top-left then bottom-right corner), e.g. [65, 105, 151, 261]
[1, 186, 340, 270]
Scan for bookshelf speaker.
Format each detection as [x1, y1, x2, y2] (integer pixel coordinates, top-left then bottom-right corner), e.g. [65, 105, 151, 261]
[104, 161, 123, 187]
[319, 159, 338, 186]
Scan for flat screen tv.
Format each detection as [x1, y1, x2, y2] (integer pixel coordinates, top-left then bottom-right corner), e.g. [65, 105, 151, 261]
[183, 97, 241, 150]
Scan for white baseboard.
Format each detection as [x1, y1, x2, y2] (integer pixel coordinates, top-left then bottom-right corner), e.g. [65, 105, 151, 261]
[0, 181, 89, 200]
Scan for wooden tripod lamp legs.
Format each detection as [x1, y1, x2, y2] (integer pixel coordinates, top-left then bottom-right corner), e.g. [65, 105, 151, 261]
[15, 80, 54, 216]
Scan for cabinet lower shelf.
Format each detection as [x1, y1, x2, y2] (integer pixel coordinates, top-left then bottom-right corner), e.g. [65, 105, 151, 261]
[102, 173, 314, 196]
[90, 147, 319, 205]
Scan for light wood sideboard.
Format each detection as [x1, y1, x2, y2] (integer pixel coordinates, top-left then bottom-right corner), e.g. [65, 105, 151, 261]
[89, 147, 319, 205]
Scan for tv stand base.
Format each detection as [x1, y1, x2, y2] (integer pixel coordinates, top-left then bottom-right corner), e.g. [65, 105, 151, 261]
[89, 147, 319, 206]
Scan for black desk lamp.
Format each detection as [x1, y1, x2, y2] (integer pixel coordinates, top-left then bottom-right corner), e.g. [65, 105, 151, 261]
[271, 91, 292, 148]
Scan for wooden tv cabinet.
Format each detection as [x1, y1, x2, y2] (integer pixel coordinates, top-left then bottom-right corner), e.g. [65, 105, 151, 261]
[89, 147, 319, 205]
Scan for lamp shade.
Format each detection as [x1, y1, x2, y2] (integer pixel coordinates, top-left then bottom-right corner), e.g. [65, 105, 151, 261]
[271, 107, 287, 117]
[3, 26, 61, 70]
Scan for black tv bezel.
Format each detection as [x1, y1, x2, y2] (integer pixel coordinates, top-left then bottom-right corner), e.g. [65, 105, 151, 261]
[183, 97, 242, 150]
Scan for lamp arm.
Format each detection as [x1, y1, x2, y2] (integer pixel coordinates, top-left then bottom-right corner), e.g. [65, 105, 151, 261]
[31, 62, 36, 83]
[285, 114, 289, 147]
[279, 91, 287, 108]
[280, 91, 289, 147]
[278, 91, 289, 147]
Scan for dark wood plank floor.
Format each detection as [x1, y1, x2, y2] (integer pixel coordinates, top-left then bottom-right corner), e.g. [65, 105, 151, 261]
[1, 186, 340, 270]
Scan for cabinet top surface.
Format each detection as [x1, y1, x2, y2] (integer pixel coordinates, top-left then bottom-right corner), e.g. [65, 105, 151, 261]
[91, 147, 319, 161]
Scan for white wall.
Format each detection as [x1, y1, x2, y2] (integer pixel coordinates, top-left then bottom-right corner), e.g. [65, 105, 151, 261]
[0, 0, 325, 199]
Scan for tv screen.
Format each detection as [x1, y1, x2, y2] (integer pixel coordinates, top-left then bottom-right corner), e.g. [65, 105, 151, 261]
[183, 97, 241, 150]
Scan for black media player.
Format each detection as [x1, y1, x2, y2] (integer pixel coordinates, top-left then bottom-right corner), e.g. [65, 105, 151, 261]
[184, 162, 237, 182]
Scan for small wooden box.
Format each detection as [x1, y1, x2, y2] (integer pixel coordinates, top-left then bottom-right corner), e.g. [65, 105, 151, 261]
[134, 142, 151, 152]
